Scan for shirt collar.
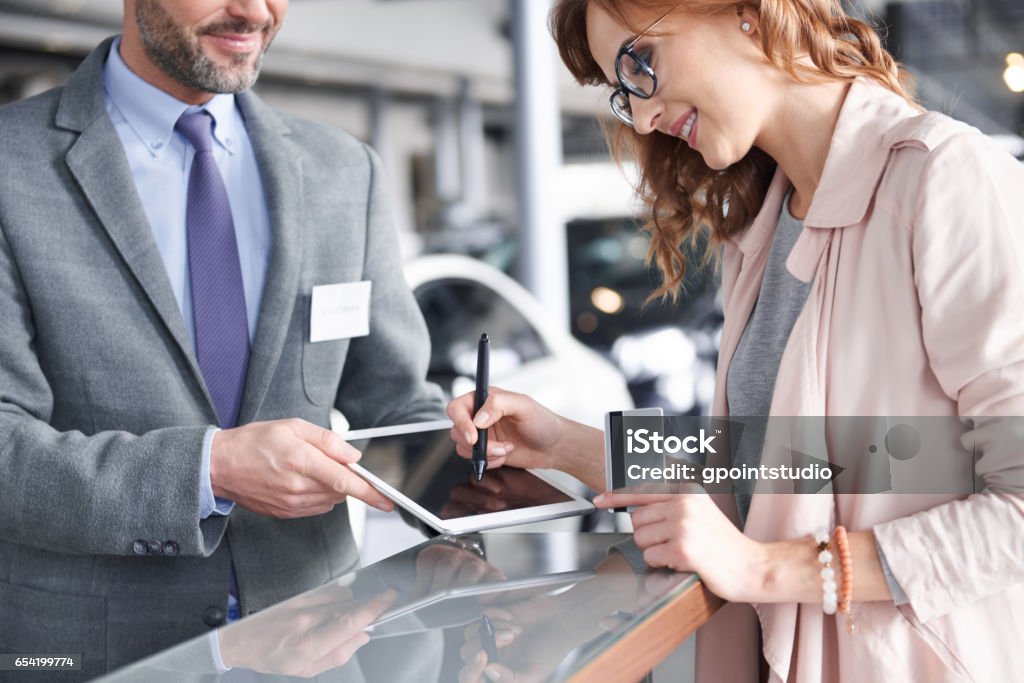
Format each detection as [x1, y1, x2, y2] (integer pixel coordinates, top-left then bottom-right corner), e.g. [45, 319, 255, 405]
[103, 36, 240, 158]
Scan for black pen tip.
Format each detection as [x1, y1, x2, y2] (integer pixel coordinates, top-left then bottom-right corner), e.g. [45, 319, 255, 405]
[473, 459, 486, 481]
[480, 333, 488, 342]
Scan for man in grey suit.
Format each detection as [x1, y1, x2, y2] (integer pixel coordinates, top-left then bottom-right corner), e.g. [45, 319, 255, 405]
[0, 0, 444, 678]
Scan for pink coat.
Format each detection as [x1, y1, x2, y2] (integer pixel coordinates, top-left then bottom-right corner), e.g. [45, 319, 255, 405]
[699, 77, 1024, 682]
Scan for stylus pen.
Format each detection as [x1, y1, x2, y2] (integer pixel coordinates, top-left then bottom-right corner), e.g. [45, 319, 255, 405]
[479, 614, 498, 662]
[472, 333, 490, 482]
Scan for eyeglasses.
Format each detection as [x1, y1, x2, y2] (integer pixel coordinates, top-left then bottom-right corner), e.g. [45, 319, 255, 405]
[609, 5, 680, 128]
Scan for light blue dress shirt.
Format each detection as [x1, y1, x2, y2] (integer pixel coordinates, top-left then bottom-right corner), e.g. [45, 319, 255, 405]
[102, 37, 272, 520]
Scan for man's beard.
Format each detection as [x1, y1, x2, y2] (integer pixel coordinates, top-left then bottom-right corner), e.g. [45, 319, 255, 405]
[135, 0, 273, 94]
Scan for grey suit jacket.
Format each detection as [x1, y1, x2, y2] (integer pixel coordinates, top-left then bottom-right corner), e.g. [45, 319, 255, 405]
[0, 37, 443, 679]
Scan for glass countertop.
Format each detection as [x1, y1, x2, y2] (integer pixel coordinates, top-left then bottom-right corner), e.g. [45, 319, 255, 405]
[97, 532, 699, 682]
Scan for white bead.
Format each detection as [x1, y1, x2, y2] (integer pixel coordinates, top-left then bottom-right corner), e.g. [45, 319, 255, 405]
[823, 600, 838, 615]
[823, 580, 837, 593]
[820, 567, 835, 581]
[818, 550, 833, 564]
[814, 529, 830, 544]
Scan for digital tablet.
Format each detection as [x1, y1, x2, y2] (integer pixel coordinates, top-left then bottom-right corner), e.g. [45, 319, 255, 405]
[340, 420, 594, 535]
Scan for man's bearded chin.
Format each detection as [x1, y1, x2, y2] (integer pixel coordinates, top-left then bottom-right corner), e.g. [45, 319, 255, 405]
[135, 0, 273, 94]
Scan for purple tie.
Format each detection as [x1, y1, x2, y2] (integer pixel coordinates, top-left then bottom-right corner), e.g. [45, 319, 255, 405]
[176, 111, 250, 428]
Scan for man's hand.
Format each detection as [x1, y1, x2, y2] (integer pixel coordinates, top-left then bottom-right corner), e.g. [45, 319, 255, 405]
[210, 418, 393, 518]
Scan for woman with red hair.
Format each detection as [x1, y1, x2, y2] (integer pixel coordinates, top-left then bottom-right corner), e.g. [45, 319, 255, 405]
[450, 1, 1024, 680]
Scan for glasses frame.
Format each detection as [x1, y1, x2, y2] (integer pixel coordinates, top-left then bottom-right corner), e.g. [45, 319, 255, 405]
[609, 5, 681, 127]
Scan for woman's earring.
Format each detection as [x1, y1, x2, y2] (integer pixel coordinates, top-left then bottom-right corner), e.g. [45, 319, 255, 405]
[741, 21, 751, 32]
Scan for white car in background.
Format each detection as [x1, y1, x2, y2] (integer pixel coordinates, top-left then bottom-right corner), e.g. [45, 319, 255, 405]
[404, 254, 634, 428]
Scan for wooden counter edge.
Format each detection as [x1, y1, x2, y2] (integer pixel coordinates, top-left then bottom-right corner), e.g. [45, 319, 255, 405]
[567, 578, 725, 683]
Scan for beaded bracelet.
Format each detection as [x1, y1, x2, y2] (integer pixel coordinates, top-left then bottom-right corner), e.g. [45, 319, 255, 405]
[834, 525, 856, 633]
[814, 528, 838, 615]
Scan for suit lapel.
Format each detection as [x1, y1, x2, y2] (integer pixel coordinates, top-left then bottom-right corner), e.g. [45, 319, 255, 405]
[59, 41, 305, 426]
[59, 38, 217, 419]
[235, 92, 304, 425]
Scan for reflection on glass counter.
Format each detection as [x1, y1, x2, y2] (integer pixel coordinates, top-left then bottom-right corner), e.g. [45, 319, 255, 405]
[96, 533, 698, 682]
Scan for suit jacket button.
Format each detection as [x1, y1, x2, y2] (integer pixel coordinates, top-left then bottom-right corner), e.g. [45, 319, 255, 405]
[132, 540, 148, 555]
[162, 541, 179, 556]
[203, 606, 226, 627]
[148, 540, 163, 555]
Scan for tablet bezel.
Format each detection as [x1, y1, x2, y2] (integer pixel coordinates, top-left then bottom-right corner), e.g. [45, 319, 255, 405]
[339, 419, 594, 535]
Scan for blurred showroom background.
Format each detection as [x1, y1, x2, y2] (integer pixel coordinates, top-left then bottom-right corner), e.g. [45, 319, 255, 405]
[2, 0, 1023, 530]
[1, 2, 1020, 677]
[2, 0, 1021, 425]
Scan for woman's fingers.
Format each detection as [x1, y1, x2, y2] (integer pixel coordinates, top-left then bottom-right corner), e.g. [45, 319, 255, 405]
[628, 500, 673, 527]
[593, 491, 676, 509]
[458, 440, 516, 462]
[641, 542, 685, 571]
[448, 386, 519, 437]
[448, 391, 482, 445]
[631, 519, 674, 548]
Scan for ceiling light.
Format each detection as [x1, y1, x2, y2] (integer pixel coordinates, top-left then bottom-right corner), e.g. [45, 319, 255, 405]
[591, 286, 625, 315]
[1005, 53, 1024, 93]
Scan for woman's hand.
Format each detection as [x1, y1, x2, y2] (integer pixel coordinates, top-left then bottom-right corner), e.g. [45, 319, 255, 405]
[595, 488, 770, 603]
[447, 387, 607, 492]
[447, 386, 564, 470]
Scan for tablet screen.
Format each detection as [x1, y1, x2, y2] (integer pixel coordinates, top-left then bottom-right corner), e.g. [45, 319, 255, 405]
[350, 428, 572, 520]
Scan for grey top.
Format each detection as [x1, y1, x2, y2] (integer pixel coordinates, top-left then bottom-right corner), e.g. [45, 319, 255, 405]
[727, 190, 813, 526]
[724, 190, 909, 606]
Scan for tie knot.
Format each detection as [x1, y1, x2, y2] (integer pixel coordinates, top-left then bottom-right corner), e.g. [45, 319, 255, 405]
[176, 111, 214, 154]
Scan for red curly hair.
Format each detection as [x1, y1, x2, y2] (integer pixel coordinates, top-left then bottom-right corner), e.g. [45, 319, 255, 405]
[550, 0, 916, 300]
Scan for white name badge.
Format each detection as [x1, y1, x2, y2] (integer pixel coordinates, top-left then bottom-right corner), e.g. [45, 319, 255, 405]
[310, 281, 372, 343]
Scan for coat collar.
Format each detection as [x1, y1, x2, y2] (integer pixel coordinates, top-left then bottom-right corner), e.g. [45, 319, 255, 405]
[803, 77, 923, 228]
[732, 76, 925, 259]
[55, 36, 116, 133]
[58, 37, 219, 421]
[233, 90, 303, 426]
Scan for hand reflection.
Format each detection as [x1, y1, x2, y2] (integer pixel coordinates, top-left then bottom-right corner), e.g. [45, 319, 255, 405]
[440, 467, 554, 519]
[457, 604, 556, 683]
[456, 554, 683, 683]
[410, 542, 506, 599]
[217, 583, 396, 677]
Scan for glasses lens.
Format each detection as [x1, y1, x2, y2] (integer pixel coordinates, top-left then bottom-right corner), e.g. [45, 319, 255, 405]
[610, 90, 634, 127]
[616, 52, 655, 97]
